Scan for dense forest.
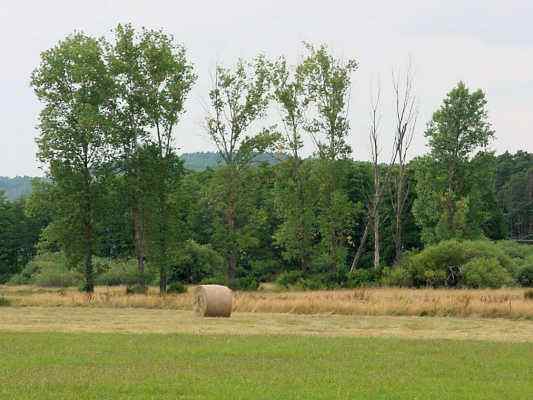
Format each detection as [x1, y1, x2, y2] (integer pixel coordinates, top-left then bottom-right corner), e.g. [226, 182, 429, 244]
[1, 24, 532, 292]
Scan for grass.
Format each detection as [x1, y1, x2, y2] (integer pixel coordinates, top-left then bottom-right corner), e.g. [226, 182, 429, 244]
[2, 306, 533, 342]
[2, 285, 533, 319]
[0, 331, 532, 399]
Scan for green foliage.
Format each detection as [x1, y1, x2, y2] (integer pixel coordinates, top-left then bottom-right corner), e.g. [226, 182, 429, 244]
[166, 282, 187, 294]
[31, 254, 83, 288]
[0, 193, 46, 283]
[170, 240, 224, 284]
[8, 252, 82, 287]
[275, 270, 303, 288]
[233, 276, 260, 291]
[346, 269, 381, 288]
[517, 264, 533, 287]
[95, 259, 154, 286]
[414, 82, 497, 245]
[381, 266, 412, 287]
[462, 257, 512, 288]
[396, 240, 517, 288]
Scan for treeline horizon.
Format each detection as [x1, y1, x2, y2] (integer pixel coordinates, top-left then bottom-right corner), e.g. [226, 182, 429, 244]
[1, 23, 532, 292]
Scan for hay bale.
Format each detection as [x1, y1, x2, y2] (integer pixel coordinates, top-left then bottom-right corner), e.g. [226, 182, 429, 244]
[193, 285, 233, 317]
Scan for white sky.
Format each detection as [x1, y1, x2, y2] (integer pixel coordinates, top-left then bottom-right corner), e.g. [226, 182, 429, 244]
[1, 0, 532, 177]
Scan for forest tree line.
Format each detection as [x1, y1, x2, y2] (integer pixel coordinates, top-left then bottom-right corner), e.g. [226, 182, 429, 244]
[1, 24, 532, 292]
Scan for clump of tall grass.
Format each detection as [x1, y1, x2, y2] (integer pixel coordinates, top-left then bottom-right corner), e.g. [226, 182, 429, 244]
[0, 295, 11, 306]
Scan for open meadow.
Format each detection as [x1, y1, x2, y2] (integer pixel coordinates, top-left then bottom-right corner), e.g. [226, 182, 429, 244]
[2, 285, 533, 319]
[1, 285, 533, 398]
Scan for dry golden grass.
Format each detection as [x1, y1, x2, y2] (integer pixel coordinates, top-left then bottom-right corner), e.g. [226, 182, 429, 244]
[1, 285, 532, 319]
[1, 306, 532, 342]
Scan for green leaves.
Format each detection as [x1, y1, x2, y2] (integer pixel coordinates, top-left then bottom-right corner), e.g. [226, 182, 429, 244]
[414, 82, 497, 244]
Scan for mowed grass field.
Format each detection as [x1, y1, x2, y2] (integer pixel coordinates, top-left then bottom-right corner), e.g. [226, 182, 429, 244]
[0, 331, 532, 399]
[2, 287, 533, 399]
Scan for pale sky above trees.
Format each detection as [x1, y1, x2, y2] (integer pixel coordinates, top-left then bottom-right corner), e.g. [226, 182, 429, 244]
[1, 0, 532, 176]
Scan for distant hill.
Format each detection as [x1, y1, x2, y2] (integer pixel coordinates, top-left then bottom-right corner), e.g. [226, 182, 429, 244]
[0, 176, 34, 201]
[180, 151, 283, 171]
[0, 153, 282, 200]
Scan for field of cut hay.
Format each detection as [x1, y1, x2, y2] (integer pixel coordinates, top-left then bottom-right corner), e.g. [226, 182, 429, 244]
[2, 285, 532, 319]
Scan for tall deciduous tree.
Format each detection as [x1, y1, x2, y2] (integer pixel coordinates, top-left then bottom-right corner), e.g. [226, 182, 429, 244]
[205, 56, 278, 284]
[270, 55, 317, 272]
[31, 33, 113, 292]
[107, 24, 196, 292]
[413, 81, 495, 244]
[301, 44, 358, 273]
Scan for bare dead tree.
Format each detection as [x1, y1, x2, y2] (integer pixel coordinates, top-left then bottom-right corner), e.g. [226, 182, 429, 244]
[369, 86, 382, 269]
[390, 60, 418, 265]
[350, 83, 398, 272]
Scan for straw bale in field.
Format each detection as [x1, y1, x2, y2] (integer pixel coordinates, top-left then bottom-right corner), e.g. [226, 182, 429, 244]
[193, 285, 233, 317]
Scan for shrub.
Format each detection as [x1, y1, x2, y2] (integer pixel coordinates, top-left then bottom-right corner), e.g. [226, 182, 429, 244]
[170, 240, 224, 284]
[8, 252, 82, 287]
[95, 259, 152, 286]
[496, 241, 533, 265]
[516, 263, 533, 287]
[29, 253, 83, 287]
[462, 257, 513, 288]
[7, 261, 39, 285]
[276, 271, 303, 288]
[233, 276, 260, 291]
[395, 240, 518, 288]
[0, 296, 11, 307]
[346, 269, 381, 288]
[167, 282, 187, 294]
[524, 289, 533, 300]
[381, 267, 412, 287]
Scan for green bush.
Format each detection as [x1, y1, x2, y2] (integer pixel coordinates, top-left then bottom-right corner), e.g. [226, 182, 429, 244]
[34, 267, 82, 287]
[233, 276, 260, 291]
[23, 253, 83, 287]
[516, 263, 533, 287]
[496, 241, 533, 265]
[170, 240, 224, 284]
[276, 271, 303, 288]
[462, 257, 513, 288]
[395, 240, 519, 288]
[167, 282, 187, 294]
[346, 269, 381, 288]
[95, 259, 152, 286]
[381, 267, 412, 287]
[8, 252, 71, 286]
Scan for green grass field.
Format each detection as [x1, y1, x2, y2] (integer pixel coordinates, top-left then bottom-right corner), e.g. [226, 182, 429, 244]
[1, 332, 532, 399]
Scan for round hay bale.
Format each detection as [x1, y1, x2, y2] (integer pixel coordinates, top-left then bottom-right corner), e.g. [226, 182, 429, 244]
[193, 285, 233, 317]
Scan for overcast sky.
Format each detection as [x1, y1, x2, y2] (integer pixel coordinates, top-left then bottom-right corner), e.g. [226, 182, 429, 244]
[1, 0, 532, 177]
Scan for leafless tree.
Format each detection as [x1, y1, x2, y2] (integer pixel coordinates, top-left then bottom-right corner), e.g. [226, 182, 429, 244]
[390, 60, 418, 264]
[350, 83, 393, 271]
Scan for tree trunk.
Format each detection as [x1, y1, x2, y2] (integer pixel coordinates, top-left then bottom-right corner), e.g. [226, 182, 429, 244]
[350, 219, 370, 272]
[132, 205, 146, 287]
[373, 209, 380, 268]
[83, 218, 94, 293]
[394, 212, 402, 265]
